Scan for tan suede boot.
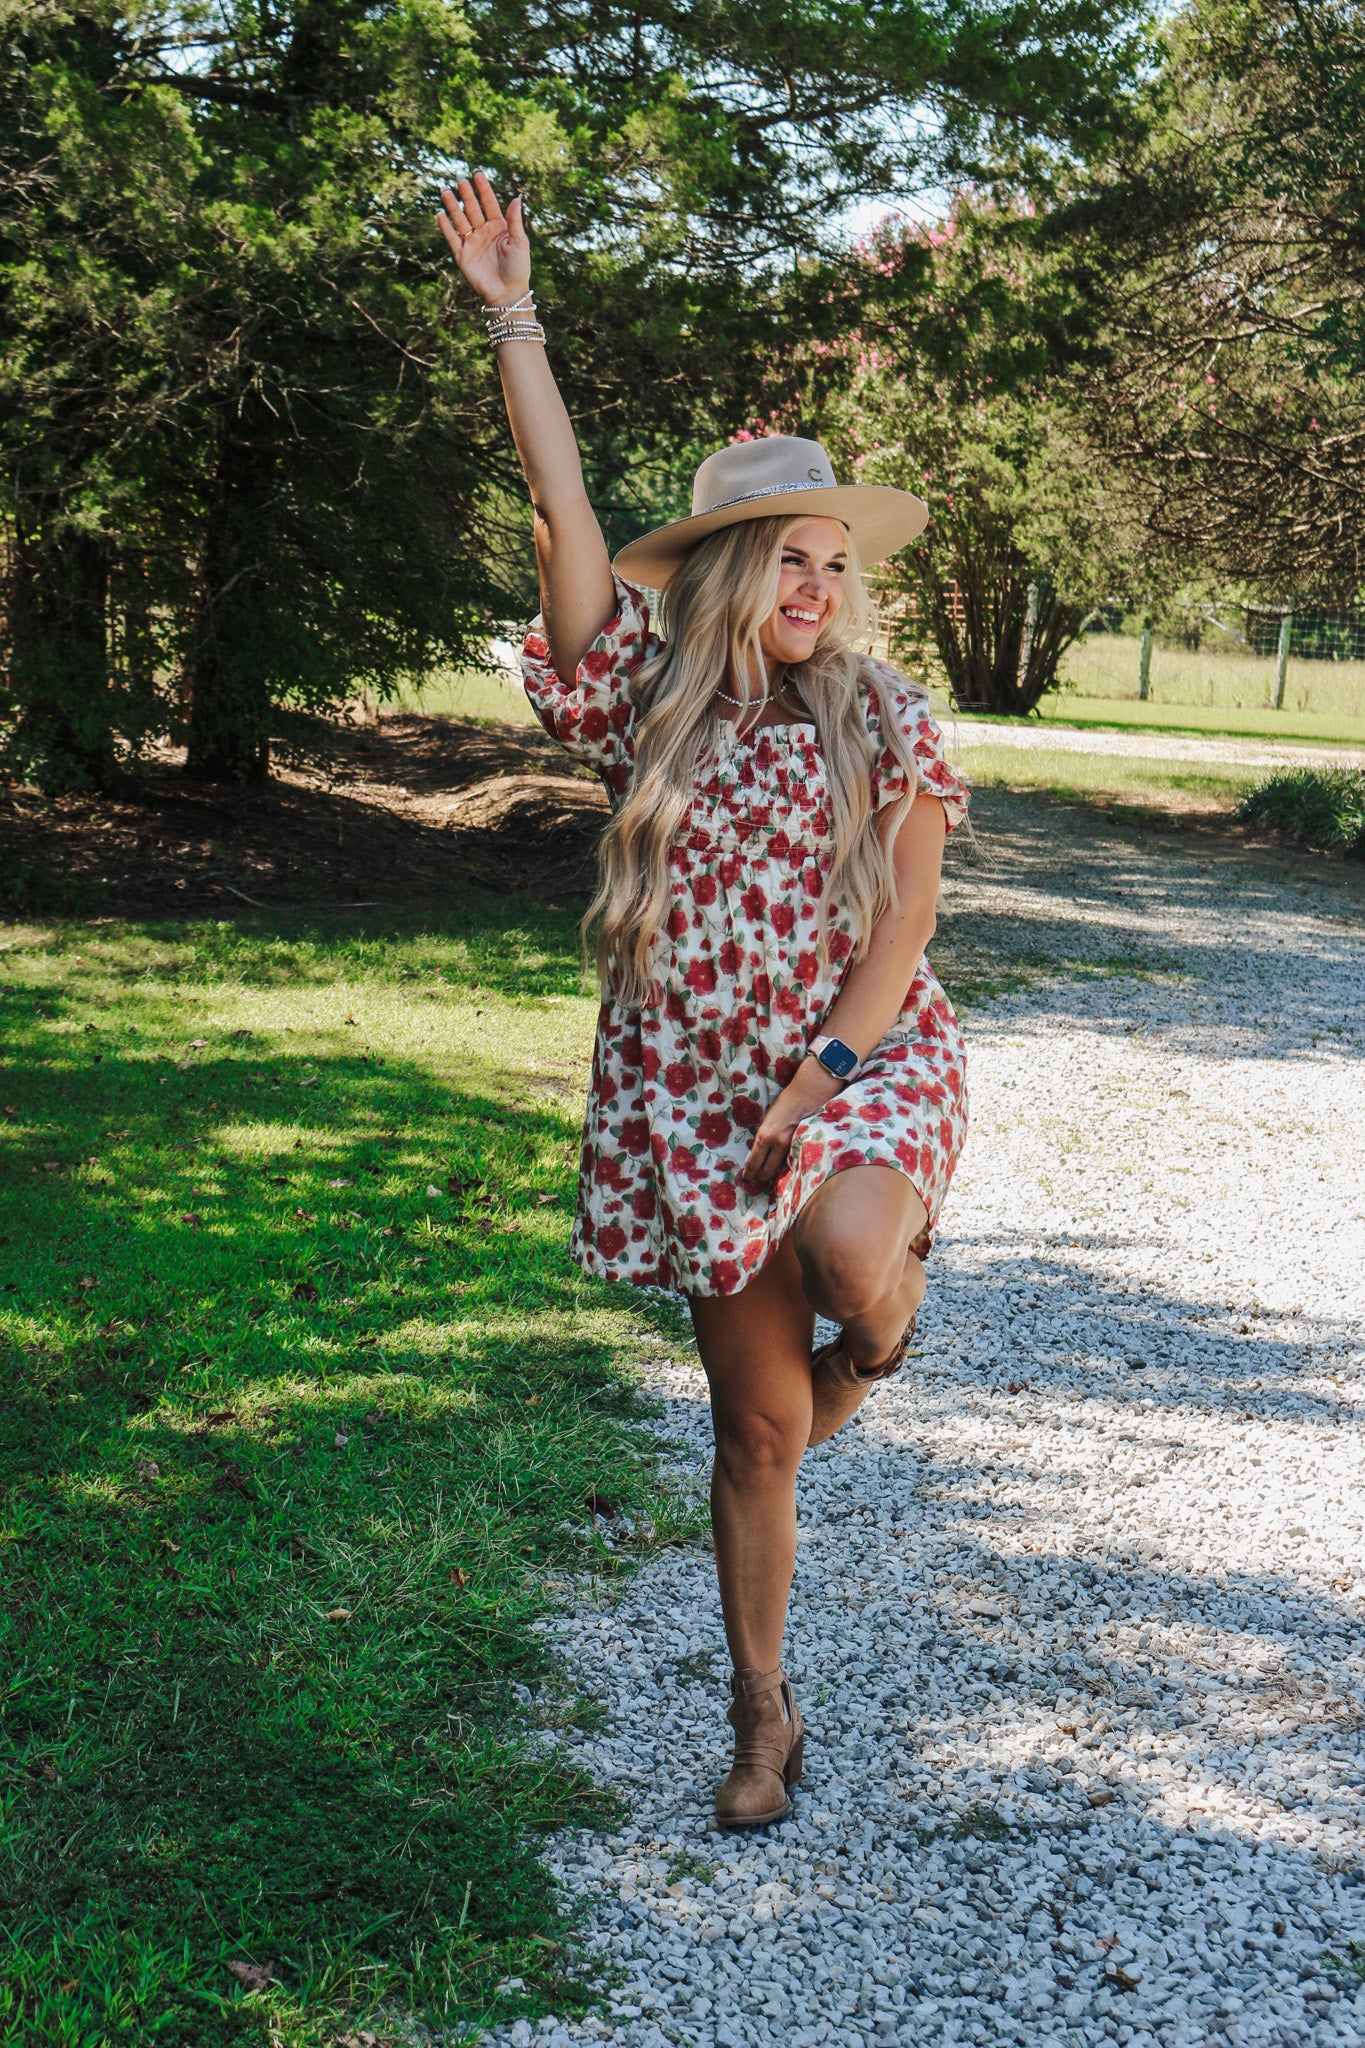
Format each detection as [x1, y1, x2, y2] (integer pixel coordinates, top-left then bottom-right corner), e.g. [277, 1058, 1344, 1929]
[807, 1313, 917, 1447]
[714, 1667, 804, 1830]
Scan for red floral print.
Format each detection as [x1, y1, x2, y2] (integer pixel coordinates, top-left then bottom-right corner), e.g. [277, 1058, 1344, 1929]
[522, 577, 970, 1298]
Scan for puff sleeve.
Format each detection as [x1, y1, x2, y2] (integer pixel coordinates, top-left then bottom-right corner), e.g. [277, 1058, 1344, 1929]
[520, 576, 656, 801]
[863, 661, 970, 835]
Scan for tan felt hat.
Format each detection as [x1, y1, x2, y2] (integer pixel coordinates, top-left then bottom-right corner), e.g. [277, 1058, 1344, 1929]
[612, 434, 928, 589]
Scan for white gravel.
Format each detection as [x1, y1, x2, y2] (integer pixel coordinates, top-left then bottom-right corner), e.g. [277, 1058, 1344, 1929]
[948, 719, 1365, 771]
[488, 795, 1365, 2048]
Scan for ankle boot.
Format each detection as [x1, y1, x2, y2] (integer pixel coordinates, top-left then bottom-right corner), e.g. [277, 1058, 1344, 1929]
[808, 1313, 916, 1447]
[714, 1666, 804, 1830]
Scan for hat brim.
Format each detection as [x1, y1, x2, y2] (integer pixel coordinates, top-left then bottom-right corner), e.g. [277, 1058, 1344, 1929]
[611, 484, 929, 590]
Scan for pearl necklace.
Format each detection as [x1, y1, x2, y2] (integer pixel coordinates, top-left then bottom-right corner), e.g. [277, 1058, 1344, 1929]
[715, 677, 802, 714]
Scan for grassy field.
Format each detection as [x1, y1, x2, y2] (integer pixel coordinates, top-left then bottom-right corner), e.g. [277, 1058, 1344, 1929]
[0, 898, 698, 2048]
[1047, 633, 1365, 745]
[382, 664, 540, 728]
[397, 641, 1365, 751]
[950, 742, 1262, 813]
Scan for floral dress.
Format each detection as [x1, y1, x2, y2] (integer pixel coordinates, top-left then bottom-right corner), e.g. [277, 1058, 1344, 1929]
[521, 578, 970, 1299]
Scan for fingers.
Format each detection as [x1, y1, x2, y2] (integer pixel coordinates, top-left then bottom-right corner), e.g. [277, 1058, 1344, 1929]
[507, 193, 529, 246]
[472, 170, 505, 224]
[436, 204, 465, 259]
[739, 1133, 788, 1187]
[456, 174, 486, 228]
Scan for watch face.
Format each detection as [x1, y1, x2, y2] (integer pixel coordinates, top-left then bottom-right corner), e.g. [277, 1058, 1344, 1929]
[820, 1038, 859, 1078]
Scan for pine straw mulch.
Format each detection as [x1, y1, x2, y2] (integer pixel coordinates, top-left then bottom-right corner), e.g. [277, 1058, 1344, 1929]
[0, 712, 610, 919]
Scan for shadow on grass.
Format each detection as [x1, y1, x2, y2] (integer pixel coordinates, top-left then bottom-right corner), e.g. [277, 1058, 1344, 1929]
[0, 901, 696, 2047]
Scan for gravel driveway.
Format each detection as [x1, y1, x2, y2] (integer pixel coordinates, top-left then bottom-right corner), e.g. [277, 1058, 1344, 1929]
[491, 794, 1365, 2048]
[948, 720, 1365, 772]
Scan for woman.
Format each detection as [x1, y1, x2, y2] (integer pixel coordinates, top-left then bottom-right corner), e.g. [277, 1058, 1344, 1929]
[439, 175, 969, 1831]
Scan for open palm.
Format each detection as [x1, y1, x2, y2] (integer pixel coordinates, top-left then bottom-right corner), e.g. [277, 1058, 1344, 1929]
[438, 174, 530, 307]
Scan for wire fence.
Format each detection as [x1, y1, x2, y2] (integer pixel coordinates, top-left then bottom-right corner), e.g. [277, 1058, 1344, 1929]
[870, 582, 1365, 720]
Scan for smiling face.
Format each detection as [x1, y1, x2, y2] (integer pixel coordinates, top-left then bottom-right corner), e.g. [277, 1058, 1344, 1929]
[757, 517, 849, 672]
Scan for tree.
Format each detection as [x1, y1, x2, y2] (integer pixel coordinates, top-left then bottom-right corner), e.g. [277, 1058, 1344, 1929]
[770, 201, 1151, 712]
[2, 0, 1155, 788]
[0, 5, 200, 789]
[1056, 0, 1365, 599]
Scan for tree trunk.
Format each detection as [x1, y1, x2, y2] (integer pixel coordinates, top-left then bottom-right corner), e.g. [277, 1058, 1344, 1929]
[929, 550, 1083, 715]
[5, 524, 116, 790]
[184, 431, 272, 784]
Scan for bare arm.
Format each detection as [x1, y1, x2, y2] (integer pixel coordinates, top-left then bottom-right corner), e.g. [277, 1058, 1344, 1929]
[740, 795, 948, 1187]
[437, 173, 616, 680]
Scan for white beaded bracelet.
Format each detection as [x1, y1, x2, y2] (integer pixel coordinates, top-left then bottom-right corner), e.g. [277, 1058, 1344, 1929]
[483, 290, 545, 346]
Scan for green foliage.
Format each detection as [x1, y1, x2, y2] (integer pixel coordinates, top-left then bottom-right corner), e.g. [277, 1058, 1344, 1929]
[0, 0, 1153, 790]
[787, 199, 1152, 713]
[1052, 0, 1365, 597]
[1236, 766, 1365, 853]
[0, 896, 700, 2045]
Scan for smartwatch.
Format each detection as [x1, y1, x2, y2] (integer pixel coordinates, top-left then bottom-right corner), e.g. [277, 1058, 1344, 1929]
[809, 1034, 861, 1081]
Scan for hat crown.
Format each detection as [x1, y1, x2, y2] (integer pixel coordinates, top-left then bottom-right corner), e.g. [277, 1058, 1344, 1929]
[691, 436, 839, 518]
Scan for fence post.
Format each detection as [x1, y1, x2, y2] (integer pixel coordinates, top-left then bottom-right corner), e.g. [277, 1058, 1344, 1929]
[1138, 622, 1153, 701]
[1273, 611, 1292, 709]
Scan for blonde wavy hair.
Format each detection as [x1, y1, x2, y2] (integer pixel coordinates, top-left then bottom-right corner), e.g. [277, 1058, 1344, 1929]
[584, 514, 926, 1006]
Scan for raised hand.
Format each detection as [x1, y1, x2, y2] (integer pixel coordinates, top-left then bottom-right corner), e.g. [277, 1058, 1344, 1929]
[437, 173, 530, 309]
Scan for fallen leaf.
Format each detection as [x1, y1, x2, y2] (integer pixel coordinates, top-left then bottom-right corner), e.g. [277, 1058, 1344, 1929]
[189, 1038, 209, 1048]
[585, 1489, 616, 1519]
[216, 1463, 255, 1498]
[2, 1105, 16, 1118]
[203, 1408, 237, 1426]
[1006, 1380, 1030, 1395]
[286, 1533, 310, 1556]
[536, 1192, 558, 1205]
[1105, 1964, 1141, 1992]
[500, 1219, 521, 1234]
[294, 1208, 317, 1224]
[328, 1177, 352, 1188]
[344, 1016, 358, 1026]
[448, 1567, 468, 1587]
[225, 1958, 275, 1992]
[292, 1280, 319, 1302]
[181, 1212, 204, 1227]
[324, 1607, 352, 1623]
[78, 1274, 97, 1290]
[426, 1182, 443, 1198]
[134, 1458, 160, 1482]
[299, 1074, 319, 1089]
[334, 1431, 350, 1448]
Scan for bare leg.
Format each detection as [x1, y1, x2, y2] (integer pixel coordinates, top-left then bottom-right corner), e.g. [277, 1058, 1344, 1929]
[791, 1163, 929, 1369]
[688, 1231, 814, 1674]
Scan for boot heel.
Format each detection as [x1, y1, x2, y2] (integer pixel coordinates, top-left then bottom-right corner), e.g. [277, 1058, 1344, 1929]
[784, 1728, 804, 1789]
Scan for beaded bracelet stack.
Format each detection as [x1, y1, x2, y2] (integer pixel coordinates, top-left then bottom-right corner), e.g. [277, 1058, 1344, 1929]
[483, 290, 545, 347]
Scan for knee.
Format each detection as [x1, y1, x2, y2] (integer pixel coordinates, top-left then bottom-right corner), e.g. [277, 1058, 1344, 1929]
[794, 1229, 895, 1322]
[714, 1407, 806, 1488]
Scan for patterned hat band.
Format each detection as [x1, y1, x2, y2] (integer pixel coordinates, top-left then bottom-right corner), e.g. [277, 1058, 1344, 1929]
[701, 480, 848, 518]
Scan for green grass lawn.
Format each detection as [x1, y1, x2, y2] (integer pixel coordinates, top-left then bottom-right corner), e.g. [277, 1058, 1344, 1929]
[382, 665, 540, 728]
[947, 742, 1262, 812]
[1036, 634, 1365, 746]
[1027, 693, 1365, 749]
[0, 899, 698, 2048]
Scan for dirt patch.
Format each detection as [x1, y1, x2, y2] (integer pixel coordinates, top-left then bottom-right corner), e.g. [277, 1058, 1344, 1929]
[0, 713, 610, 918]
[2, 708, 1355, 926]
